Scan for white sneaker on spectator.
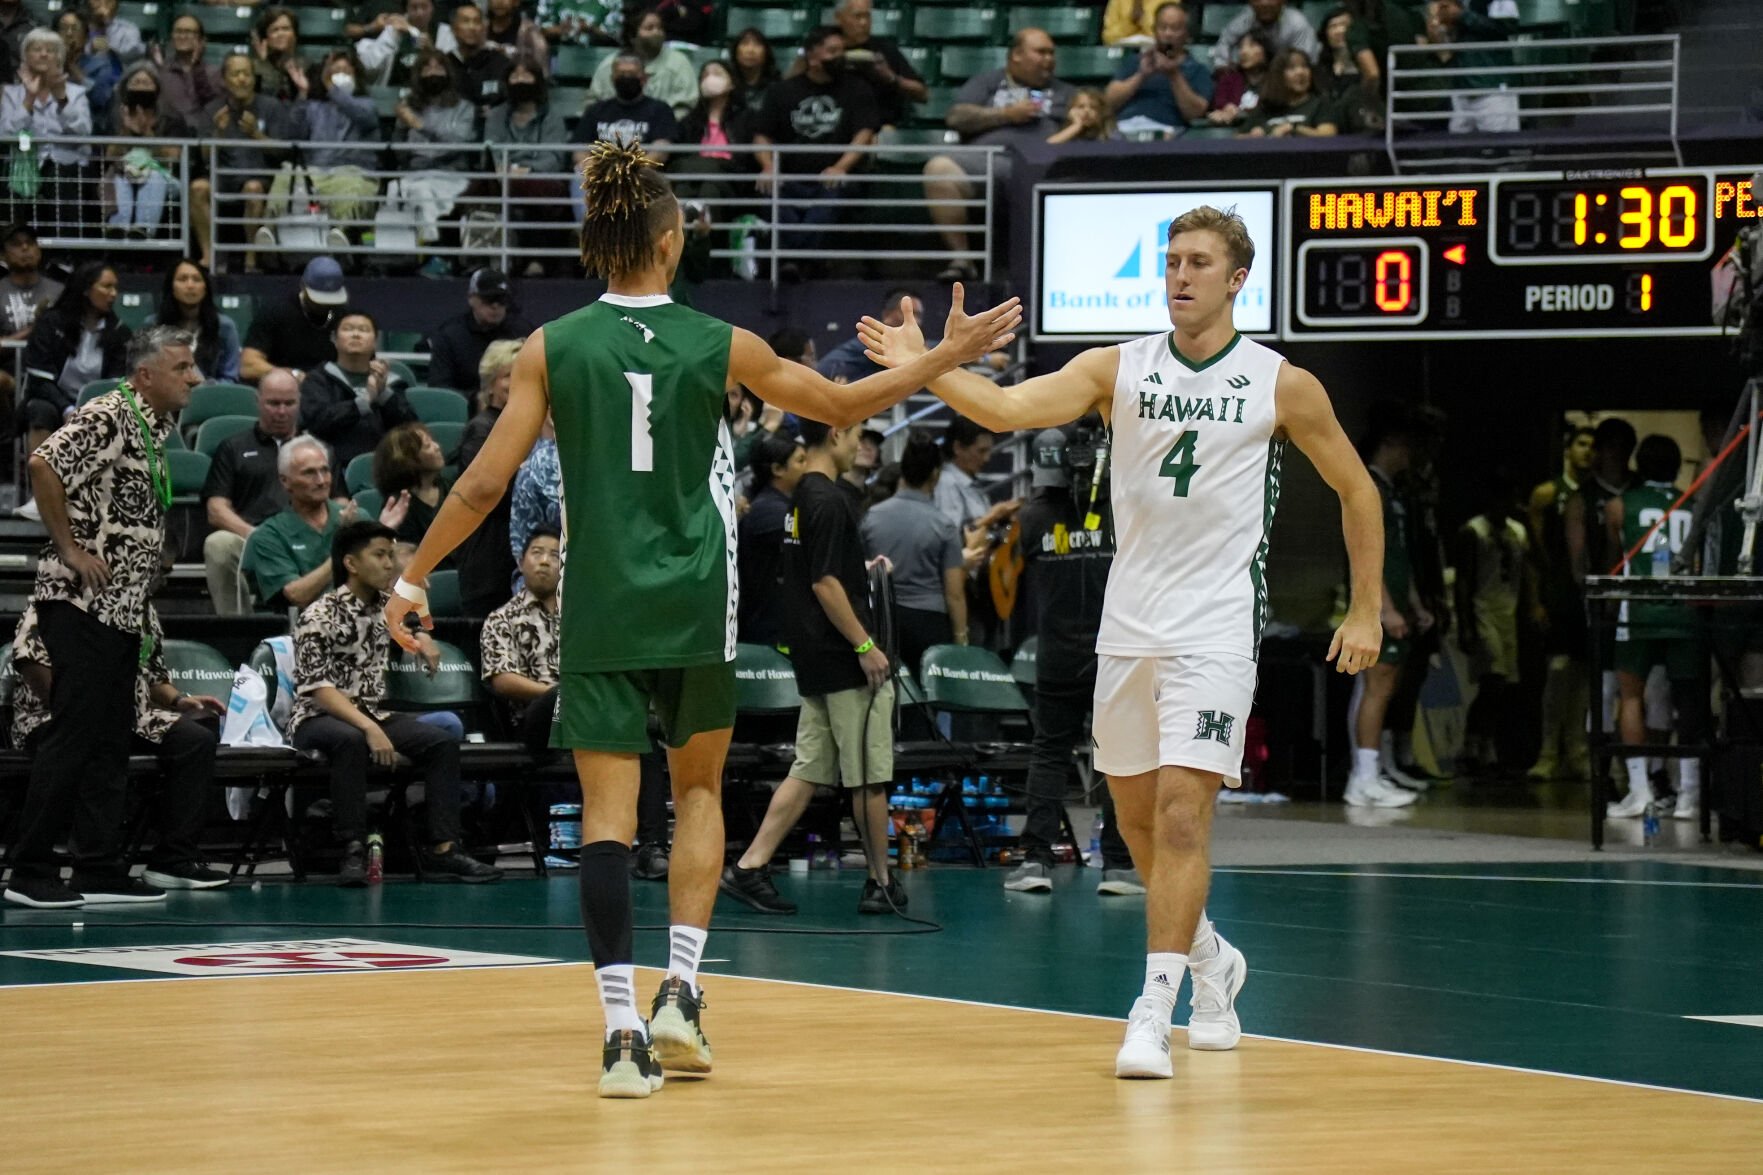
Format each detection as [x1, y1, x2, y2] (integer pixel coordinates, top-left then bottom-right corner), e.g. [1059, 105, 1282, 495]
[1187, 937, 1247, 1051]
[326, 227, 348, 251]
[1115, 996, 1174, 1079]
[1381, 758, 1430, 792]
[1672, 787, 1699, 820]
[1344, 774, 1418, 808]
[253, 225, 276, 250]
[15, 497, 41, 522]
[1607, 787, 1653, 819]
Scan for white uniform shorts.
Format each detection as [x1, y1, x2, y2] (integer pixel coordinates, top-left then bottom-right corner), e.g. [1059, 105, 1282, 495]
[1091, 652, 1259, 784]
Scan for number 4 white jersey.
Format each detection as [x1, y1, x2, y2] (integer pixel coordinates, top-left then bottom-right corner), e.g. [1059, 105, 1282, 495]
[1097, 331, 1287, 662]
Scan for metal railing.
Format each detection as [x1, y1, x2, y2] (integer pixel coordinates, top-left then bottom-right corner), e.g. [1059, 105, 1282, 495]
[1, 135, 199, 253]
[197, 139, 1001, 284]
[1385, 33, 1681, 173]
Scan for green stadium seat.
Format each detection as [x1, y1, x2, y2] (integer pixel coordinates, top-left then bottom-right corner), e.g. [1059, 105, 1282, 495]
[553, 44, 612, 82]
[939, 45, 1007, 81]
[217, 293, 254, 339]
[165, 427, 187, 450]
[185, 6, 259, 40]
[727, 6, 814, 43]
[819, 5, 907, 37]
[552, 85, 590, 119]
[353, 487, 384, 519]
[388, 358, 420, 385]
[896, 43, 941, 85]
[734, 643, 802, 713]
[164, 639, 240, 705]
[368, 85, 402, 120]
[424, 571, 463, 619]
[381, 330, 423, 354]
[385, 637, 480, 707]
[1201, 2, 1245, 40]
[166, 448, 210, 503]
[77, 379, 123, 407]
[876, 125, 957, 166]
[345, 452, 374, 494]
[918, 644, 1029, 714]
[295, 6, 347, 39]
[427, 421, 465, 460]
[1010, 635, 1037, 686]
[406, 386, 469, 425]
[916, 84, 963, 126]
[687, 45, 727, 71]
[1057, 44, 1132, 83]
[1301, 1, 1335, 31]
[194, 414, 257, 456]
[182, 381, 257, 439]
[913, 7, 1003, 42]
[1009, 6, 1099, 44]
[114, 291, 155, 330]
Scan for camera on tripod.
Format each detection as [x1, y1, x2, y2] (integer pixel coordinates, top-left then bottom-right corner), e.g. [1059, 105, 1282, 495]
[1712, 170, 1763, 372]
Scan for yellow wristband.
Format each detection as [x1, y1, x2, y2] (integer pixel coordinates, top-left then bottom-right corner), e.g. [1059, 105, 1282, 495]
[854, 638, 875, 655]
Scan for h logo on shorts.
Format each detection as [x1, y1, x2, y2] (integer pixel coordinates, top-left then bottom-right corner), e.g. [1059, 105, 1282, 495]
[1193, 710, 1235, 745]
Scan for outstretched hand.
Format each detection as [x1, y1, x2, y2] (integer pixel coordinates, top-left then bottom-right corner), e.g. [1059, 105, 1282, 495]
[858, 283, 1022, 371]
[385, 590, 432, 653]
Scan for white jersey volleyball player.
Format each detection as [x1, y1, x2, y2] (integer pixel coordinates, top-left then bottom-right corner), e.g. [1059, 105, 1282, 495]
[859, 207, 1386, 1077]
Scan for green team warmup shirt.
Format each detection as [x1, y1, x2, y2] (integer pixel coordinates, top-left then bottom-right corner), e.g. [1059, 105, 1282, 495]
[1619, 480, 1691, 635]
[545, 293, 738, 672]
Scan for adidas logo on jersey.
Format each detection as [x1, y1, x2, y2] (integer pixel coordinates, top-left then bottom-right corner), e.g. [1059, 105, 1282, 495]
[1142, 371, 1164, 386]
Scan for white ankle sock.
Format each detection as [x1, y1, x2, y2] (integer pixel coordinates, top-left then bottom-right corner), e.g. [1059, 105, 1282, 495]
[1678, 760, 1700, 794]
[1143, 952, 1188, 1021]
[1350, 748, 1380, 780]
[596, 963, 644, 1034]
[667, 924, 709, 996]
[1624, 757, 1652, 798]
[1189, 914, 1220, 965]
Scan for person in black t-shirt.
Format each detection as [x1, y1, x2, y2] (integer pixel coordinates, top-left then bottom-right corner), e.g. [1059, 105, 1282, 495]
[752, 26, 879, 266]
[1006, 426, 1139, 895]
[572, 52, 678, 224]
[833, 0, 925, 129]
[240, 258, 348, 384]
[203, 368, 300, 613]
[721, 418, 906, 918]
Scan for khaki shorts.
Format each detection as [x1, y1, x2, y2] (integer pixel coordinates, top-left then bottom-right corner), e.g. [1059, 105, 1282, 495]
[788, 682, 894, 788]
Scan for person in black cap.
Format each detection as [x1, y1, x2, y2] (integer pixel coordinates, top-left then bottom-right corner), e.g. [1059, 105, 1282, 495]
[1004, 425, 1141, 896]
[241, 256, 350, 384]
[421, 266, 534, 393]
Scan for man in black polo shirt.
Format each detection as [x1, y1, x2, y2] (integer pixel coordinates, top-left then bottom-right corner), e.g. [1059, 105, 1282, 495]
[753, 26, 880, 270]
[422, 268, 533, 393]
[203, 367, 301, 613]
[834, 0, 925, 128]
[722, 418, 905, 917]
[240, 258, 349, 384]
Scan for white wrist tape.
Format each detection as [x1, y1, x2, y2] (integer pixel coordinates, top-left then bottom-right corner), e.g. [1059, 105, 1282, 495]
[392, 577, 430, 612]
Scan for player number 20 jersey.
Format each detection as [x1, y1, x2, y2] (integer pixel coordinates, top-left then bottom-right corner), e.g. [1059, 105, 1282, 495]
[1098, 331, 1286, 661]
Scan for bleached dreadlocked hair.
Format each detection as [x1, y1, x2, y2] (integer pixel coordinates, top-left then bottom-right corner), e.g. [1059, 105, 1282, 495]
[577, 140, 679, 279]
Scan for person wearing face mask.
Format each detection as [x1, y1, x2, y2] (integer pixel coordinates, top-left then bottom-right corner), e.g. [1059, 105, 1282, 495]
[671, 59, 755, 237]
[753, 25, 879, 272]
[484, 54, 571, 277]
[354, 0, 456, 89]
[587, 7, 695, 118]
[269, 49, 379, 250]
[396, 46, 482, 274]
[106, 62, 193, 239]
[576, 54, 676, 155]
[445, 2, 511, 113]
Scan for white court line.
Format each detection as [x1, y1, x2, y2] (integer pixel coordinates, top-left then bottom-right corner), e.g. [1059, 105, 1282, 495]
[4, 953, 1760, 1105]
[0, 958, 582, 992]
[1218, 868, 1763, 890]
[1687, 1015, 1763, 1029]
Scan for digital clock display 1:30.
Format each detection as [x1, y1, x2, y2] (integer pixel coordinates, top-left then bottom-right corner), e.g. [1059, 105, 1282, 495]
[1491, 177, 1713, 261]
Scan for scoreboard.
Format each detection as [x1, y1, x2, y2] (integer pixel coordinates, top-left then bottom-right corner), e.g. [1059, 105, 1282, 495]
[1032, 167, 1762, 342]
[1283, 168, 1758, 340]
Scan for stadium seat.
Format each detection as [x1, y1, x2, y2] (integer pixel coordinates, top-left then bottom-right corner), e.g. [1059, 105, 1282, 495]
[352, 487, 384, 519]
[876, 125, 957, 166]
[552, 85, 591, 118]
[406, 386, 469, 425]
[553, 44, 612, 82]
[182, 382, 258, 439]
[1201, 2, 1245, 40]
[1010, 636, 1037, 687]
[217, 293, 254, 340]
[368, 85, 402, 120]
[186, 6, 258, 39]
[295, 6, 347, 39]
[687, 45, 727, 71]
[427, 420, 465, 460]
[1301, 1, 1335, 30]
[165, 428, 187, 450]
[114, 291, 155, 331]
[385, 637, 482, 710]
[919, 644, 1030, 715]
[194, 413, 257, 457]
[734, 643, 803, 714]
[118, 1, 169, 39]
[819, 5, 907, 37]
[1056, 44, 1132, 83]
[77, 379, 123, 406]
[424, 570, 463, 618]
[939, 45, 1007, 81]
[345, 452, 374, 494]
[1009, 6, 1099, 44]
[166, 449, 210, 506]
[163, 639, 239, 705]
[727, 6, 814, 42]
[387, 359, 419, 386]
[913, 7, 1004, 43]
[896, 43, 942, 86]
[917, 84, 963, 126]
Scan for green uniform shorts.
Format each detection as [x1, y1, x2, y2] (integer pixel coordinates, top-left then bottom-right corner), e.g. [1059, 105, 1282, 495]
[553, 661, 736, 753]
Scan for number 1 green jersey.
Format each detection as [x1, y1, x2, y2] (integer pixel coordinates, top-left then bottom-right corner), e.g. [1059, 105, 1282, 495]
[545, 293, 737, 672]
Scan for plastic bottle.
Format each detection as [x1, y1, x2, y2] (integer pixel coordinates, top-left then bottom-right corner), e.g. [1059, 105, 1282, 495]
[366, 832, 384, 885]
[1648, 526, 1672, 579]
[1089, 813, 1104, 865]
[806, 833, 823, 870]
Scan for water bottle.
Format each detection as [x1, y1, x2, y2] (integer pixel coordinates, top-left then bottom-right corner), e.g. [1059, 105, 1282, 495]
[366, 832, 384, 885]
[1642, 808, 1660, 846]
[806, 833, 823, 870]
[1089, 813, 1104, 865]
[1648, 527, 1671, 579]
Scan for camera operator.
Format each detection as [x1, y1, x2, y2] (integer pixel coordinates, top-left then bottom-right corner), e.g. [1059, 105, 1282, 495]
[1004, 425, 1141, 896]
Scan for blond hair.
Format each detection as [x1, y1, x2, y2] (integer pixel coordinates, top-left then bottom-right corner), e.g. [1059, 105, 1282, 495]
[1166, 205, 1255, 275]
[479, 337, 524, 392]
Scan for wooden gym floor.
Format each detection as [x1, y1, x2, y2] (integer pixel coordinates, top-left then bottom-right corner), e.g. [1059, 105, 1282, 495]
[3, 856, 1763, 1171]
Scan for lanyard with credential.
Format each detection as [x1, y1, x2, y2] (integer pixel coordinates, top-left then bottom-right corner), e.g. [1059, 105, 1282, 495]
[118, 380, 171, 666]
